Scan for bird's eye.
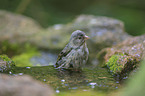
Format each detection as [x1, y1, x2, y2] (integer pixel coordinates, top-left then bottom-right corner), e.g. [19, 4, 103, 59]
[78, 36, 82, 39]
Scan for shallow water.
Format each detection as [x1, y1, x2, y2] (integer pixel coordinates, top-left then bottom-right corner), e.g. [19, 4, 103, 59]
[11, 65, 120, 95]
[30, 52, 58, 66]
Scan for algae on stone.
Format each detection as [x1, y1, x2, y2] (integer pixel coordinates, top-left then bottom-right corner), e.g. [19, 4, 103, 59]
[99, 35, 145, 75]
[106, 54, 124, 74]
[0, 55, 15, 72]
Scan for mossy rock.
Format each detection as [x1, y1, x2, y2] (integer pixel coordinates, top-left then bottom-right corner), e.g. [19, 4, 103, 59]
[0, 55, 15, 72]
[106, 53, 138, 76]
[99, 35, 145, 79]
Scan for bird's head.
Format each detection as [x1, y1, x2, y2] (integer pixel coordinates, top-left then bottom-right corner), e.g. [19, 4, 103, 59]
[69, 30, 89, 48]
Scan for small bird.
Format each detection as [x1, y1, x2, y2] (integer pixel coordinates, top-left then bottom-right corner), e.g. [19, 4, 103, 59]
[55, 30, 89, 70]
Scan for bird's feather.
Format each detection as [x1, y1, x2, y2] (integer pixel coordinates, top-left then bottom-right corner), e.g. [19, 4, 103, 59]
[55, 44, 72, 67]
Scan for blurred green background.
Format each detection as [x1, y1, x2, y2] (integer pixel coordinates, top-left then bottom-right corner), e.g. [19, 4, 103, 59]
[0, 0, 145, 36]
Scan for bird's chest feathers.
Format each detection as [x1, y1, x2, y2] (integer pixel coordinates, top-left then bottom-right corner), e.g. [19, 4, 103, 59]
[75, 46, 84, 55]
[74, 44, 88, 56]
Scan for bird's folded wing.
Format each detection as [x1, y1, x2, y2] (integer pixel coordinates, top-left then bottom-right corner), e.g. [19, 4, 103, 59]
[56, 45, 72, 63]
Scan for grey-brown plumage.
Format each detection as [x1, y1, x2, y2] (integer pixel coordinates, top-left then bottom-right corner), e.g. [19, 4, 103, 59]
[55, 30, 89, 70]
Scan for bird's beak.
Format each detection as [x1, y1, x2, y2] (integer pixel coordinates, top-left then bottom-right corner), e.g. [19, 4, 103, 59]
[84, 35, 89, 40]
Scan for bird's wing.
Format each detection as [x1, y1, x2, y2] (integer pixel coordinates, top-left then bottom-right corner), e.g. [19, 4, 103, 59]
[55, 44, 72, 66]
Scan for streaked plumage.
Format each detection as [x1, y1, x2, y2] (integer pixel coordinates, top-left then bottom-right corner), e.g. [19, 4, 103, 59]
[55, 30, 89, 70]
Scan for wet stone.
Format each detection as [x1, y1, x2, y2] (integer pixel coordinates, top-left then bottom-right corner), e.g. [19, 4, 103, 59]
[98, 35, 145, 80]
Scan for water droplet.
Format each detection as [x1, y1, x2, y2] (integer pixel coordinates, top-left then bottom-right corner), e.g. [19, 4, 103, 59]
[116, 81, 119, 83]
[56, 90, 60, 93]
[26, 67, 31, 69]
[89, 83, 97, 86]
[65, 84, 68, 86]
[9, 71, 12, 74]
[61, 79, 65, 82]
[43, 79, 46, 81]
[19, 73, 23, 75]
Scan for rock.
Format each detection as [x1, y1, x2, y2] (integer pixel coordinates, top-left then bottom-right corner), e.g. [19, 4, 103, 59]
[0, 10, 42, 43]
[32, 15, 131, 50]
[0, 55, 15, 72]
[0, 74, 54, 96]
[0, 10, 130, 50]
[98, 35, 145, 75]
[72, 15, 131, 50]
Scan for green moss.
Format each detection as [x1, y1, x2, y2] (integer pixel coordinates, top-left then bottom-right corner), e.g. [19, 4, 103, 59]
[0, 40, 41, 67]
[12, 44, 40, 67]
[0, 55, 15, 72]
[106, 54, 124, 74]
[56, 91, 106, 96]
[12, 66, 119, 95]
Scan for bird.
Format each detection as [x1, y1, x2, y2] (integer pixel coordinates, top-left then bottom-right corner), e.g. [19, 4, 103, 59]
[54, 30, 89, 71]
